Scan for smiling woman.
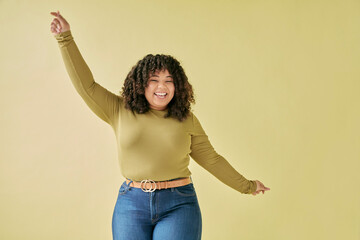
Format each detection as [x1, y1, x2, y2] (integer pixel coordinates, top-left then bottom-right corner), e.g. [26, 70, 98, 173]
[121, 53, 195, 121]
[51, 10, 269, 240]
[144, 69, 175, 111]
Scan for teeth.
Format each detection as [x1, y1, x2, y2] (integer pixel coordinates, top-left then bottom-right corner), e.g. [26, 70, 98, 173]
[155, 93, 167, 96]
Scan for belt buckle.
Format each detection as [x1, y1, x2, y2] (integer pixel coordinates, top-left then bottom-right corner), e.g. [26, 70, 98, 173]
[140, 179, 156, 192]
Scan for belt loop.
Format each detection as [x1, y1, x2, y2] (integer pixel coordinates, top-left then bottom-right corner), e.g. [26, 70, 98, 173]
[126, 178, 133, 189]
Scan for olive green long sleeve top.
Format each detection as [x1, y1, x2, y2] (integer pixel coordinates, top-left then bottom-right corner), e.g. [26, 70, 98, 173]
[54, 30, 257, 194]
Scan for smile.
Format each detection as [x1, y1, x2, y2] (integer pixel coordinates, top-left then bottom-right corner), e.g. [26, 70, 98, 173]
[154, 93, 167, 99]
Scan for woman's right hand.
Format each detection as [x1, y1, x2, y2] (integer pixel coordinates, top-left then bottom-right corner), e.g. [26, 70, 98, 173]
[252, 180, 270, 196]
[50, 10, 70, 35]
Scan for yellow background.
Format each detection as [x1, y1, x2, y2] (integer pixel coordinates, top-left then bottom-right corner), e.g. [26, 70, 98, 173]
[0, 0, 359, 239]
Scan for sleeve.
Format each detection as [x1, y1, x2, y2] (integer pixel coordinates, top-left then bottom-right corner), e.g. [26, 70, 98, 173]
[189, 113, 257, 194]
[54, 30, 122, 127]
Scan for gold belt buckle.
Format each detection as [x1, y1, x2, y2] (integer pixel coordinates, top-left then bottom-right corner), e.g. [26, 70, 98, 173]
[140, 179, 156, 192]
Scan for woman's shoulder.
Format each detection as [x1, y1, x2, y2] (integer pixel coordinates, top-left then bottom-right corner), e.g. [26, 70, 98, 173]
[185, 110, 201, 128]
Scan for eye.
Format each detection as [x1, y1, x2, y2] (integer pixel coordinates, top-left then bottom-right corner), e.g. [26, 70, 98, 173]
[166, 80, 173, 83]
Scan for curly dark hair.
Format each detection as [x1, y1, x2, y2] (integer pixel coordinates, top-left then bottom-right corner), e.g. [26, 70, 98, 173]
[120, 54, 195, 122]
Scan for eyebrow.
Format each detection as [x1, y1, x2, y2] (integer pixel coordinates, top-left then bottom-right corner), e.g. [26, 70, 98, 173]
[150, 74, 173, 78]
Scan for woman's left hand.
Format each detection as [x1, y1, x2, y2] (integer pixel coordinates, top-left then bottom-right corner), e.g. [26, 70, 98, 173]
[252, 180, 270, 196]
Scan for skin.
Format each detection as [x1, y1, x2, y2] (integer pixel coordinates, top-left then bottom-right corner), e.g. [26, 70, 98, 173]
[50, 10, 270, 196]
[50, 10, 70, 35]
[252, 180, 271, 196]
[144, 69, 175, 111]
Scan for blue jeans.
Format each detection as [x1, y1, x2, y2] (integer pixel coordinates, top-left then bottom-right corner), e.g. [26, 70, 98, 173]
[112, 177, 202, 240]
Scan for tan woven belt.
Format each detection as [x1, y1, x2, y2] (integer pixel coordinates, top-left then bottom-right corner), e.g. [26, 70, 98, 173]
[125, 177, 192, 192]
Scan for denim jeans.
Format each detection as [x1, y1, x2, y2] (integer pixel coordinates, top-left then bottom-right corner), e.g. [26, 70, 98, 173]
[112, 177, 202, 240]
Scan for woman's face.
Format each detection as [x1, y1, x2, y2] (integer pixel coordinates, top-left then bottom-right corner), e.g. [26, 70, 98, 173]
[144, 69, 175, 111]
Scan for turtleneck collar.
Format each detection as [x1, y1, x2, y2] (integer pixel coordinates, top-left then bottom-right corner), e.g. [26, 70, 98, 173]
[148, 107, 168, 117]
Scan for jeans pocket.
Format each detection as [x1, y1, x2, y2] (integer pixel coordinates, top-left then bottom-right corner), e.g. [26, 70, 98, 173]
[173, 183, 196, 197]
[119, 182, 130, 195]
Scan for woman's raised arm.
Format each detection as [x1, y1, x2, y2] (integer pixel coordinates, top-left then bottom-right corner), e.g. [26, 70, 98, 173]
[50, 11, 122, 127]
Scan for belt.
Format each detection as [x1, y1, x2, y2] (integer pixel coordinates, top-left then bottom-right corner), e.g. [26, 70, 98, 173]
[125, 177, 192, 192]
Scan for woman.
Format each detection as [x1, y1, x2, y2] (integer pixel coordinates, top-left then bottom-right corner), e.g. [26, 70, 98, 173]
[50, 10, 270, 240]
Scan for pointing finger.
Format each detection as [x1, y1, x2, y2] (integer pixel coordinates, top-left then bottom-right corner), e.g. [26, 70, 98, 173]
[56, 10, 64, 20]
[50, 11, 63, 21]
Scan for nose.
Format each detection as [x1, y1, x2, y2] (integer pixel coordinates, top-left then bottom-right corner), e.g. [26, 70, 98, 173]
[157, 82, 167, 89]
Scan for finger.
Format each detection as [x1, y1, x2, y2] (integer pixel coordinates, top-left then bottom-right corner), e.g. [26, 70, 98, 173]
[50, 11, 62, 19]
[51, 10, 66, 24]
[50, 26, 60, 34]
[51, 25, 60, 33]
[50, 22, 61, 31]
[52, 18, 60, 25]
[50, 22, 57, 30]
[56, 11, 65, 21]
[51, 20, 61, 31]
